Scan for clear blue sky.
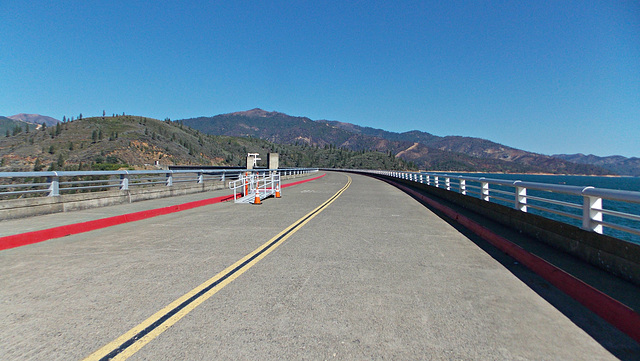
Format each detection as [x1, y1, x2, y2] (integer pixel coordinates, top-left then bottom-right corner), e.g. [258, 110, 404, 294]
[1, 1, 638, 157]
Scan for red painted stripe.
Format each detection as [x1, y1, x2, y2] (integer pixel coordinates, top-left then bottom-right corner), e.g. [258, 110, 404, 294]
[385, 179, 640, 343]
[0, 194, 234, 251]
[281, 173, 326, 188]
[0, 173, 326, 251]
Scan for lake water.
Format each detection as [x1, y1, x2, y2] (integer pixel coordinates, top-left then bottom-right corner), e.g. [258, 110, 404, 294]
[429, 173, 640, 244]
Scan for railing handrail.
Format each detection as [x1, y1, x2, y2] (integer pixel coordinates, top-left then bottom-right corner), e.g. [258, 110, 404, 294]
[423, 172, 640, 202]
[349, 169, 640, 244]
[0, 168, 315, 178]
[0, 168, 318, 199]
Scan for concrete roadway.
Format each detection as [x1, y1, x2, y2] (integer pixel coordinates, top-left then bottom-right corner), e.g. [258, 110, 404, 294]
[0, 172, 627, 360]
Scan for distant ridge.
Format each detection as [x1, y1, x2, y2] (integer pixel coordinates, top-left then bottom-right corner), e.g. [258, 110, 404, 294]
[180, 109, 611, 175]
[0, 114, 410, 172]
[8, 114, 59, 127]
[554, 154, 640, 177]
[229, 108, 282, 117]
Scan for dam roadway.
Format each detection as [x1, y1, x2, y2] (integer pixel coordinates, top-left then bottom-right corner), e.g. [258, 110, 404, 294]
[0, 172, 636, 360]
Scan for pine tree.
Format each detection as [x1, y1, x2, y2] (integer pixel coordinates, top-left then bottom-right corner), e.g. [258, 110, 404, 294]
[33, 158, 43, 171]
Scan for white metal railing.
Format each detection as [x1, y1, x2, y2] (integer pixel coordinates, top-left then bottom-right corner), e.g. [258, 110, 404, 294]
[229, 172, 282, 204]
[0, 168, 317, 198]
[364, 170, 640, 243]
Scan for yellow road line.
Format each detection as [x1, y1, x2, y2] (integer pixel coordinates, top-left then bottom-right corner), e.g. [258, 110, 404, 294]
[83, 175, 352, 361]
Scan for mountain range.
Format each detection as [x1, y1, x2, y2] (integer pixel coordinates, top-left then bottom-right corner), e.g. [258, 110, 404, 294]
[2, 110, 636, 175]
[0, 115, 410, 172]
[181, 109, 637, 175]
[553, 154, 640, 177]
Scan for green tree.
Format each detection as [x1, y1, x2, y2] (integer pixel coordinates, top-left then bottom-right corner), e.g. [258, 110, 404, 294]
[49, 145, 55, 154]
[57, 153, 65, 168]
[91, 130, 98, 143]
[33, 158, 44, 171]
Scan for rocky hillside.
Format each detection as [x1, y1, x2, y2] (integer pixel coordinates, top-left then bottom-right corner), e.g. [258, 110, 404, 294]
[554, 154, 640, 177]
[181, 109, 611, 175]
[319, 120, 614, 173]
[0, 115, 411, 172]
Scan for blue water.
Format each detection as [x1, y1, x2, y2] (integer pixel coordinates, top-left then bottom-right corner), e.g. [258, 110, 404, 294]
[429, 173, 640, 244]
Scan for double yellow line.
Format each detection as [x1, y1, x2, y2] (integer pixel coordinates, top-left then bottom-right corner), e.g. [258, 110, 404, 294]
[84, 176, 352, 361]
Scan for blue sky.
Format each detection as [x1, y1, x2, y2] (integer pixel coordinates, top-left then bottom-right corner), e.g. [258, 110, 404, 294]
[1, 1, 638, 157]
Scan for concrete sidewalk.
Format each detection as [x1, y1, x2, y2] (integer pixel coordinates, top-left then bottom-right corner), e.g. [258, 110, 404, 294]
[0, 172, 320, 238]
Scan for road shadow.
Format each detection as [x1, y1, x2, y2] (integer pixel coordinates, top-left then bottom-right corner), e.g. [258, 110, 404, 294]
[393, 181, 640, 361]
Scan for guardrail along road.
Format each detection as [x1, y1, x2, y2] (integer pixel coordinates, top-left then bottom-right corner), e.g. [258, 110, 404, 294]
[0, 172, 636, 360]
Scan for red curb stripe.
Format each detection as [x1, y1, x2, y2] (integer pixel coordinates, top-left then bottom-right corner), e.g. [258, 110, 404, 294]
[0, 194, 235, 251]
[386, 179, 640, 344]
[0, 173, 326, 251]
[282, 173, 325, 188]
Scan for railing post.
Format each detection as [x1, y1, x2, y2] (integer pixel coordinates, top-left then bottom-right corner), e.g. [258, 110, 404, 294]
[460, 179, 466, 195]
[515, 185, 527, 212]
[166, 171, 173, 187]
[445, 177, 451, 190]
[47, 172, 59, 197]
[197, 172, 203, 184]
[583, 194, 603, 234]
[419, 174, 423, 183]
[481, 181, 489, 201]
[120, 172, 129, 191]
[434, 176, 439, 188]
[426, 175, 430, 185]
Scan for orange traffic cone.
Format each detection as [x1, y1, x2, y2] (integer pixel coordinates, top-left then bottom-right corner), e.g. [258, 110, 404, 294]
[275, 190, 281, 198]
[254, 193, 261, 205]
